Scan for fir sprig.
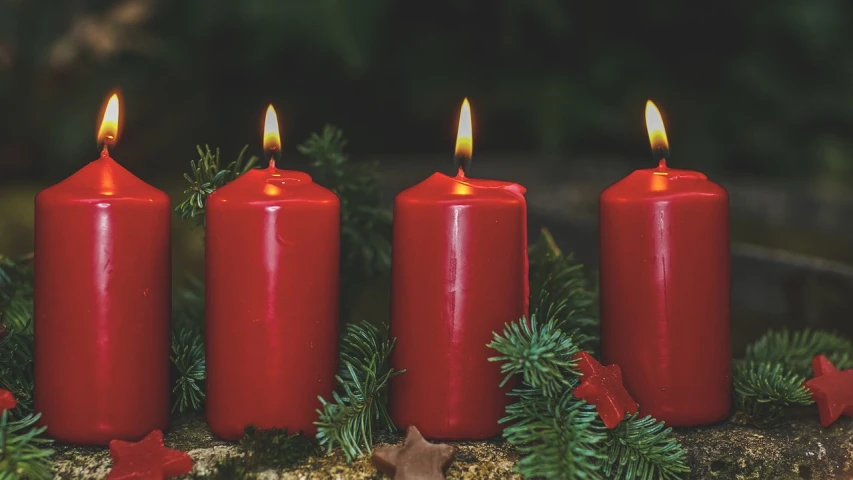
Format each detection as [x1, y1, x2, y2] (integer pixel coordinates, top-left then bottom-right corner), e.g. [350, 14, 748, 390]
[488, 309, 580, 398]
[601, 414, 690, 480]
[732, 361, 813, 426]
[170, 275, 206, 413]
[176, 145, 259, 226]
[745, 329, 853, 378]
[297, 126, 392, 285]
[732, 329, 852, 426]
[315, 322, 403, 462]
[0, 331, 34, 418]
[0, 411, 54, 480]
[170, 328, 206, 413]
[502, 389, 606, 480]
[0, 255, 35, 419]
[528, 229, 599, 354]
[490, 305, 689, 480]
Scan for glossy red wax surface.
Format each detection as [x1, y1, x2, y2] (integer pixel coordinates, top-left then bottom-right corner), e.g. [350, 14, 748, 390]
[389, 172, 528, 439]
[34, 150, 171, 444]
[599, 166, 730, 426]
[205, 164, 339, 440]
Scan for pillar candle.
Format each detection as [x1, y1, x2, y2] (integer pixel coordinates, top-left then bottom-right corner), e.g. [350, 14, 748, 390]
[34, 94, 171, 444]
[599, 101, 730, 426]
[389, 99, 528, 439]
[205, 106, 339, 440]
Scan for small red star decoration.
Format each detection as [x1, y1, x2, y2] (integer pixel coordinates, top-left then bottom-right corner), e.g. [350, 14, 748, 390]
[572, 351, 639, 429]
[107, 430, 193, 480]
[0, 389, 16, 411]
[804, 355, 853, 427]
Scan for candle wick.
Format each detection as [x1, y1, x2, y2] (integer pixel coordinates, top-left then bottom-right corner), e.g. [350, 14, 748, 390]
[456, 165, 466, 179]
[268, 158, 276, 169]
[101, 145, 110, 159]
[657, 158, 667, 170]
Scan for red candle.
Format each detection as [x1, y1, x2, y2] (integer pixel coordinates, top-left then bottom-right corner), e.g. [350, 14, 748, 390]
[34, 93, 171, 444]
[599, 100, 730, 426]
[205, 105, 339, 440]
[389, 99, 528, 439]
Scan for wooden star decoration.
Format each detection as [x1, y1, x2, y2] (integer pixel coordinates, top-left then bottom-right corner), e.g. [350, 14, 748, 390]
[372, 426, 456, 480]
[572, 351, 639, 428]
[0, 388, 16, 412]
[107, 430, 193, 480]
[804, 354, 853, 427]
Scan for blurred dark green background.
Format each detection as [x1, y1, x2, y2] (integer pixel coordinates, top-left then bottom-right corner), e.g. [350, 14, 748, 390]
[2, 0, 853, 181]
[2, 0, 853, 342]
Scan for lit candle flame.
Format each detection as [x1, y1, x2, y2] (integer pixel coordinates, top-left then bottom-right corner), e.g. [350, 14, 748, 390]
[645, 100, 669, 167]
[97, 93, 120, 148]
[263, 104, 281, 164]
[455, 98, 472, 174]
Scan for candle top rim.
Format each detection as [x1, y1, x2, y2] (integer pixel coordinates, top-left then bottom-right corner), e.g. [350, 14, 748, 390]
[208, 165, 338, 204]
[397, 172, 526, 203]
[601, 167, 727, 200]
[37, 154, 168, 203]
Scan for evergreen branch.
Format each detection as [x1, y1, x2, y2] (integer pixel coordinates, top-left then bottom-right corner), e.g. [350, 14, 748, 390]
[732, 361, 813, 426]
[176, 145, 259, 227]
[502, 389, 606, 480]
[600, 414, 690, 480]
[529, 229, 599, 354]
[170, 328, 206, 413]
[315, 322, 404, 462]
[0, 254, 34, 335]
[0, 411, 54, 480]
[0, 330, 34, 419]
[745, 329, 853, 378]
[298, 126, 392, 282]
[488, 309, 580, 398]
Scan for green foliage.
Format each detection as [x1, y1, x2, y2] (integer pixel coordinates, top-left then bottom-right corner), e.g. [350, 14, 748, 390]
[488, 309, 580, 398]
[0, 412, 54, 480]
[733, 329, 852, 426]
[745, 329, 853, 378]
[732, 362, 813, 427]
[170, 275, 206, 414]
[490, 307, 688, 480]
[601, 414, 690, 480]
[297, 126, 392, 287]
[0, 256, 35, 419]
[176, 145, 260, 227]
[502, 389, 606, 480]
[0, 332, 34, 419]
[315, 322, 403, 462]
[170, 328, 206, 413]
[528, 229, 600, 354]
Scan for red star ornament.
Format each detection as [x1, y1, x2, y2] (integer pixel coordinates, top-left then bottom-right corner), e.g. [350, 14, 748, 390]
[0, 389, 17, 411]
[107, 430, 193, 480]
[804, 355, 853, 427]
[572, 351, 639, 428]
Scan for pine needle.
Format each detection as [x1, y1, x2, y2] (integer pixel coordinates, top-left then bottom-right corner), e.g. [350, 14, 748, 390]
[0, 411, 54, 480]
[297, 126, 392, 291]
[170, 328, 206, 413]
[600, 414, 690, 480]
[176, 145, 259, 226]
[315, 322, 403, 462]
[528, 229, 599, 354]
[502, 389, 606, 480]
[733, 361, 813, 426]
[488, 310, 580, 398]
[745, 329, 853, 378]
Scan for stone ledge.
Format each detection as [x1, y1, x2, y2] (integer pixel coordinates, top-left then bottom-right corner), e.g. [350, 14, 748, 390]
[51, 414, 851, 479]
